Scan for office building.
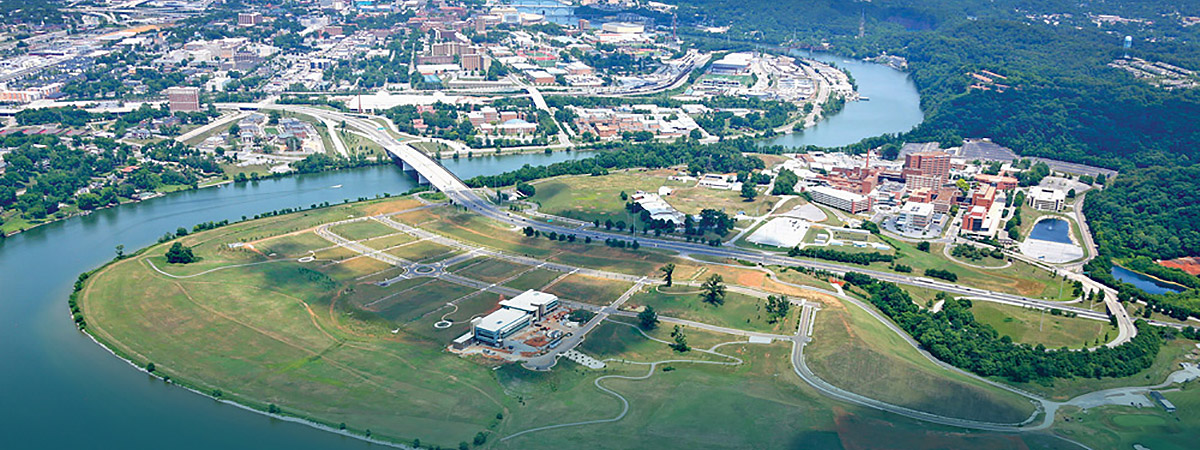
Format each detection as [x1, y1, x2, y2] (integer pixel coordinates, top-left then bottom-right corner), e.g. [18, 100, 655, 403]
[238, 13, 264, 26]
[166, 86, 201, 112]
[471, 290, 559, 347]
[1028, 187, 1066, 211]
[499, 290, 560, 320]
[472, 309, 532, 347]
[961, 205, 989, 232]
[898, 201, 936, 229]
[903, 151, 951, 190]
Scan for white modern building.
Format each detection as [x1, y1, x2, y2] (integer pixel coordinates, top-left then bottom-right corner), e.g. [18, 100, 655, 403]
[499, 290, 560, 320]
[898, 201, 936, 230]
[471, 290, 560, 347]
[471, 308, 532, 347]
[808, 186, 872, 214]
[632, 191, 685, 225]
[1028, 187, 1066, 211]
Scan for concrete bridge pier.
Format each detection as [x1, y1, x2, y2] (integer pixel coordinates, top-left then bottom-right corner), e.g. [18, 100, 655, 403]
[389, 153, 430, 185]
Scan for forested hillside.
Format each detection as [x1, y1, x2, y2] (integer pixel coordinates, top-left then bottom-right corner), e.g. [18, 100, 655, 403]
[672, 0, 1200, 168]
[1083, 166, 1200, 319]
[1084, 167, 1200, 261]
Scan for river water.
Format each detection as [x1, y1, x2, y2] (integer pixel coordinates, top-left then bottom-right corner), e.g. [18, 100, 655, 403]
[0, 57, 921, 449]
[765, 51, 924, 148]
[0, 152, 589, 449]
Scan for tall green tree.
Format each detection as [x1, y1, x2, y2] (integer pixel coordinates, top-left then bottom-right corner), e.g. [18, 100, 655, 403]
[660, 263, 675, 287]
[165, 242, 196, 264]
[638, 306, 659, 330]
[700, 274, 726, 306]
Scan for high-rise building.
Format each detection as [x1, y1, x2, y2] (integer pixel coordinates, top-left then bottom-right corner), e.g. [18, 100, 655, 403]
[238, 13, 263, 26]
[903, 151, 951, 189]
[166, 86, 201, 112]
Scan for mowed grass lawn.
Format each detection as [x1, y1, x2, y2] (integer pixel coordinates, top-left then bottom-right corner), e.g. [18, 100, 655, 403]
[805, 297, 1037, 424]
[624, 285, 800, 335]
[452, 258, 531, 283]
[499, 331, 1044, 450]
[542, 274, 633, 306]
[529, 170, 778, 224]
[875, 239, 1070, 300]
[329, 220, 397, 241]
[82, 247, 506, 447]
[1052, 373, 1200, 450]
[79, 195, 1084, 450]
[970, 301, 1115, 349]
[386, 240, 459, 263]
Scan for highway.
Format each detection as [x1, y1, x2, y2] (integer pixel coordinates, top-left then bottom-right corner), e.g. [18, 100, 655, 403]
[223, 103, 1148, 346]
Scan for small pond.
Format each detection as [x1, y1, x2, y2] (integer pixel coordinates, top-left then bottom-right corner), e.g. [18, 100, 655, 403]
[1028, 218, 1072, 244]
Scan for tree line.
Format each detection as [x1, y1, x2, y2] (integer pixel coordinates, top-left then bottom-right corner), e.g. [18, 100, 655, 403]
[844, 272, 1163, 383]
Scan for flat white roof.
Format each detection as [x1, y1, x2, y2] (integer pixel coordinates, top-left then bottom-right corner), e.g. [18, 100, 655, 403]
[747, 217, 811, 248]
[900, 201, 935, 216]
[1030, 187, 1066, 201]
[810, 185, 867, 202]
[500, 290, 558, 313]
[475, 308, 530, 333]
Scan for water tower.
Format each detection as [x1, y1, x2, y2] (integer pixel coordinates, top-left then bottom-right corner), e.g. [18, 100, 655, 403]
[1123, 35, 1132, 58]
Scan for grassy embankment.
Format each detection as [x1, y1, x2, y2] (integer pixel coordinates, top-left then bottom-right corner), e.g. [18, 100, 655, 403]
[77, 195, 1107, 449]
[970, 301, 1115, 349]
[804, 295, 1039, 424]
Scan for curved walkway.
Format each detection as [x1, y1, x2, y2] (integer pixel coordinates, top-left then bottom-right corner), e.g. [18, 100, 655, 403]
[145, 258, 288, 279]
[502, 321, 755, 441]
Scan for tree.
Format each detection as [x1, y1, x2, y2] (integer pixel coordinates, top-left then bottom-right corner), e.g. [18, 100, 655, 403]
[700, 274, 726, 305]
[165, 242, 196, 264]
[917, 241, 931, 252]
[516, 182, 536, 196]
[740, 182, 758, 201]
[669, 325, 689, 352]
[114, 244, 125, 259]
[638, 306, 659, 330]
[660, 263, 675, 287]
[765, 295, 790, 323]
[771, 169, 799, 195]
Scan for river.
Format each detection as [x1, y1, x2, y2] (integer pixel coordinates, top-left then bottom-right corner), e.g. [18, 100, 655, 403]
[765, 51, 924, 148]
[0, 55, 921, 448]
[0, 151, 589, 450]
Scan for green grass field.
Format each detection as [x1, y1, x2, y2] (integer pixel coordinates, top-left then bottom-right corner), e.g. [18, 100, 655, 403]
[329, 220, 398, 241]
[1052, 381, 1200, 450]
[76, 194, 1182, 449]
[625, 285, 799, 335]
[805, 298, 1038, 424]
[504, 268, 563, 291]
[542, 274, 634, 306]
[970, 301, 1115, 349]
[386, 240, 459, 263]
[872, 239, 1073, 300]
[529, 170, 778, 225]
